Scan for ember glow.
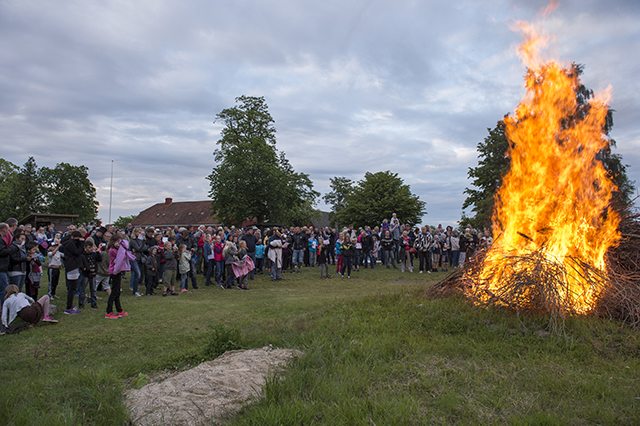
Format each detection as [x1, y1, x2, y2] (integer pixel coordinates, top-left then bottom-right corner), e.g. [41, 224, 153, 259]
[470, 21, 620, 314]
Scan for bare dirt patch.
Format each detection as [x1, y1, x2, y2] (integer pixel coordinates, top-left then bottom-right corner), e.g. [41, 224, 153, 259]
[126, 346, 301, 425]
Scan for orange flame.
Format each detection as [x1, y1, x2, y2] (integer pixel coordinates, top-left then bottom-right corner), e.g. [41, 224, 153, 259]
[474, 21, 619, 314]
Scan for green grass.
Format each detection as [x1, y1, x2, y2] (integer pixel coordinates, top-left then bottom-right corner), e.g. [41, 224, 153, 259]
[1, 264, 639, 425]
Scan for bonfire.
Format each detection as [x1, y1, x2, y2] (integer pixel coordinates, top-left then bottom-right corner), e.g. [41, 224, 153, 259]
[429, 15, 640, 331]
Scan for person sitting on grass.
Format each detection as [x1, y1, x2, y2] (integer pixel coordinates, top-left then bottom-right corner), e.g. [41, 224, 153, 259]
[2, 284, 57, 328]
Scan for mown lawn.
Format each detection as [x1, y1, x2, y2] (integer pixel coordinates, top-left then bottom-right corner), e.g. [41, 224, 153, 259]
[1, 264, 638, 425]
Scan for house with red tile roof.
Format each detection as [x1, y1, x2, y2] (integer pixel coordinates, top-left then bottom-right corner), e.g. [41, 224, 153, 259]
[130, 198, 221, 230]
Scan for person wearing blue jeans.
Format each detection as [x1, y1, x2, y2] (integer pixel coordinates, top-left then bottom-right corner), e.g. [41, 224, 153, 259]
[291, 227, 307, 273]
[128, 228, 146, 296]
[61, 231, 85, 315]
[129, 259, 142, 295]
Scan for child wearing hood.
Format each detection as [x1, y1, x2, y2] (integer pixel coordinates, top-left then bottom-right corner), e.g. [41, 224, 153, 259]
[145, 246, 158, 295]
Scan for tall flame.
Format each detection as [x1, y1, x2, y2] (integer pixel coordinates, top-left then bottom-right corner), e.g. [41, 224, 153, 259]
[473, 22, 620, 314]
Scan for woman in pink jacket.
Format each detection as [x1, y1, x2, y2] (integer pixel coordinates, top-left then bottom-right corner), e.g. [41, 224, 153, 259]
[105, 234, 134, 319]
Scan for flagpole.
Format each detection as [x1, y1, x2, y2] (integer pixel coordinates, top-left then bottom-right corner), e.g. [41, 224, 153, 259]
[109, 160, 114, 224]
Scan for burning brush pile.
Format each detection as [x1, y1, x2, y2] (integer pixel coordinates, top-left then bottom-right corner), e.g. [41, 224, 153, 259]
[429, 20, 640, 330]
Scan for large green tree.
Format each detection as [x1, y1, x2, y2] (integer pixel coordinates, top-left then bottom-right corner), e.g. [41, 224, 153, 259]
[323, 176, 354, 228]
[207, 95, 318, 226]
[14, 157, 44, 219]
[0, 159, 20, 221]
[39, 162, 99, 223]
[461, 119, 510, 229]
[336, 171, 426, 229]
[462, 64, 634, 229]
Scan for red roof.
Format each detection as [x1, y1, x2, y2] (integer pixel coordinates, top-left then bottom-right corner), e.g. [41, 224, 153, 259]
[131, 200, 221, 228]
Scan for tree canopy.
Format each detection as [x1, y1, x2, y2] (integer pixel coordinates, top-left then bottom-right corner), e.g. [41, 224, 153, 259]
[113, 214, 138, 229]
[462, 64, 634, 229]
[323, 176, 354, 228]
[461, 119, 510, 229]
[207, 96, 319, 226]
[0, 157, 99, 223]
[332, 171, 426, 229]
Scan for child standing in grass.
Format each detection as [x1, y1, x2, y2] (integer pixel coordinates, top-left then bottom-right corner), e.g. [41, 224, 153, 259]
[79, 240, 101, 309]
[24, 241, 42, 299]
[47, 241, 62, 299]
[213, 235, 225, 285]
[234, 240, 250, 290]
[178, 244, 191, 292]
[106, 234, 131, 319]
[255, 238, 265, 275]
[340, 235, 355, 279]
[308, 235, 318, 267]
[145, 246, 158, 295]
[317, 239, 331, 279]
[335, 233, 344, 274]
[162, 241, 179, 297]
[203, 234, 214, 286]
[222, 241, 237, 289]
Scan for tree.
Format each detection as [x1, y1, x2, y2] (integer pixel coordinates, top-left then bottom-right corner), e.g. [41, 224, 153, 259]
[13, 157, 44, 219]
[113, 214, 138, 229]
[0, 157, 100, 223]
[336, 171, 426, 229]
[462, 64, 634, 229]
[0, 159, 19, 221]
[323, 176, 354, 228]
[461, 119, 511, 229]
[207, 96, 318, 226]
[39, 162, 99, 223]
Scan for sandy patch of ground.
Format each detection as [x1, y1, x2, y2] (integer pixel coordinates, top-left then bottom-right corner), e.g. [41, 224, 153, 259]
[126, 346, 301, 425]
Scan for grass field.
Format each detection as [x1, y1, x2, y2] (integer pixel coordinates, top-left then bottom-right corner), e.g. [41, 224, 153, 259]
[1, 263, 639, 425]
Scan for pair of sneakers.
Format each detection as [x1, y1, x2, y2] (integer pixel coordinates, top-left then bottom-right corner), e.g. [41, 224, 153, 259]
[64, 306, 80, 315]
[105, 312, 129, 319]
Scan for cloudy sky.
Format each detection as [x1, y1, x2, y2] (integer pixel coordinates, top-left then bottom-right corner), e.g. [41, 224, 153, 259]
[1, 0, 639, 226]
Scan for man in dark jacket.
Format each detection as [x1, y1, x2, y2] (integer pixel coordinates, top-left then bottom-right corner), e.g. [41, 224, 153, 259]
[291, 227, 308, 273]
[62, 231, 85, 314]
[361, 230, 374, 269]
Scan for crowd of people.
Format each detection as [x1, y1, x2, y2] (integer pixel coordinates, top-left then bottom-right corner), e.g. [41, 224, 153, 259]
[0, 214, 493, 331]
